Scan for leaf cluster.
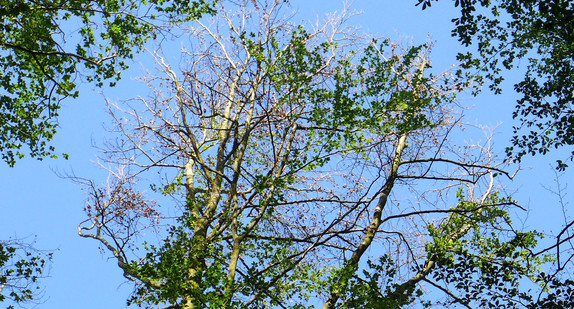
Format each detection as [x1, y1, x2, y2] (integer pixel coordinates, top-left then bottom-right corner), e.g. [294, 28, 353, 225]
[0, 0, 217, 166]
[0, 240, 52, 308]
[417, 0, 574, 169]
[426, 190, 560, 307]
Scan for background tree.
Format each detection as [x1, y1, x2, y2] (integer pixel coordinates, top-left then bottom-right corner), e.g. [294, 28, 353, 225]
[1, 1, 218, 307]
[0, 0, 217, 166]
[416, 0, 574, 169]
[77, 2, 570, 308]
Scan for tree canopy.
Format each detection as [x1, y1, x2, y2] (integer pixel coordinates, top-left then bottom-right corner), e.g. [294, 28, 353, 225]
[75, 2, 574, 308]
[417, 0, 574, 169]
[3, 0, 574, 308]
[0, 0, 217, 166]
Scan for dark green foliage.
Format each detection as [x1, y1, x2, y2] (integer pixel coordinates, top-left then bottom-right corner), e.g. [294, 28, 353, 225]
[0, 0, 217, 166]
[417, 0, 574, 169]
[526, 275, 574, 308]
[0, 240, 52, 308]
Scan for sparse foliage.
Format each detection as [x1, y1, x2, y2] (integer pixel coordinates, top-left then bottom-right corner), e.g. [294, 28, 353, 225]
[77, 1, 571, 308]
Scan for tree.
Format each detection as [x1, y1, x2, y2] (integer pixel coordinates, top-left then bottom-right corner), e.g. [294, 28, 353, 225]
[0, 239, 52, 308]
[77, 1, 569, 308]
[0, 0, 217, 166]
[1, 1, 217, 307]
[416, 0, 574, 169]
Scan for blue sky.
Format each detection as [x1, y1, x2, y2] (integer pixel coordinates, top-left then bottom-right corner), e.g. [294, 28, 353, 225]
[1, 1, 572, 308]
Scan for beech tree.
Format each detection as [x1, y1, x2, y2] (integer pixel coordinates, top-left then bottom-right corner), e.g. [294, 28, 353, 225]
[78, 1, 569, 308]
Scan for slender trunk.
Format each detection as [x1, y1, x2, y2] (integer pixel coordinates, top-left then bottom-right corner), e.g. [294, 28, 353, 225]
[322, 134, 408, 309]
[182, 159, 201, 309]
[224, 83, 258, 302]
